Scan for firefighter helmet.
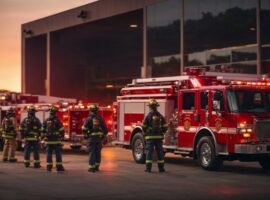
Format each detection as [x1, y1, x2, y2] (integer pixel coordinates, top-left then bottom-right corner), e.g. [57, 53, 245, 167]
[88, 104, 99, 112]
[147, 99, 159, 108]
[48, 106, 58, 114]
[27, 105, 37, 113]
[7, 107, 15, 116]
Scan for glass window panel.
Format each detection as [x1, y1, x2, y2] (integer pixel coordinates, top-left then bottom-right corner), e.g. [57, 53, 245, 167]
[50, 10, 143, 105]
[200, 91, 208, 109]
[182, 92, 195, 110]
[206, 49, 231, 65]
[184, 0, 256, 67]
[147, 0, 180, 77]
[25, 34, 47, 95]
[230, 61, 257, 74]
[231, 46, 257, 62]
[186, 52, 206, 66]
[261, 0, 270, 44]
[262, 46, 270, 60]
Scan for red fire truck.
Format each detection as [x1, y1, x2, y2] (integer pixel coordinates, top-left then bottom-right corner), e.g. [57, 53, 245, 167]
[114, 69, 270, 170]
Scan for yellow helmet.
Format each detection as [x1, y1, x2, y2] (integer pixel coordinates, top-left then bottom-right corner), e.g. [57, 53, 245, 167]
[88, 104, 99, 112]
[48, 106, 58, 114]
[27, 105, 36, 113]
[147, 99, 159, 108]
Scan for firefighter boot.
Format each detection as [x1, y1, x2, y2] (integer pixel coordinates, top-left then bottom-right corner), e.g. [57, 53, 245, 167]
[158, 163, 165, 173]
[56, 165, 65, 172]
[2, 157, 8, 162]
[34, 163, 41, 168]
[88, 168, 96, 173]
[145, 163, 152, 173]
[47, 165, 52, 172]
[24, 160, 30, 167]
[95, 163, 100, 171]
[9, 158, 18, 163]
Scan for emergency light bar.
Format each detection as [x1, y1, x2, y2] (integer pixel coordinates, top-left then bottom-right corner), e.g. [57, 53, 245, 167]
[230, 80, 270, 86]
[205, 72, 261, 81]
[131, 76, 190, 85]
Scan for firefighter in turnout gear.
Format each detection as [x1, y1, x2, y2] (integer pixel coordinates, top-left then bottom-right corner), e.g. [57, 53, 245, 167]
[82, 104, 108, 172]
[142, 99, 167, 172]
[0, 107, 18, 162]
[42, 106, 65, 172]
[20, 105, 42, 168]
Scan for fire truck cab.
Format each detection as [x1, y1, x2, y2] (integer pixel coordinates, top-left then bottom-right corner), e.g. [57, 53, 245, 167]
[114, 69, 270, 170]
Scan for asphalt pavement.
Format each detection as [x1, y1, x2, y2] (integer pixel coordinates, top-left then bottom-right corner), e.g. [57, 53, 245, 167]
[0, 146, 270, 200]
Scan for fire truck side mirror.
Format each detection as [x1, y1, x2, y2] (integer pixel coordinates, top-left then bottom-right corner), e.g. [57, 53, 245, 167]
[213, 100, 221, 111]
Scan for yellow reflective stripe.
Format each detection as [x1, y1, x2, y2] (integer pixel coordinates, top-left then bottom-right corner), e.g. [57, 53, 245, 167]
[145, 135, 163, 139]
[89, 165, 95, 169]
[146, 160, 152, 164]
[162, 124, 168, 127]
[157, 160, 165, 164]
[25, 138, 38, 141]
[29, 132, 38, 135]
[2, 135, 15, 139]
[59, 127, 64, 131]
[53, 132, 59, 135]
[56, 162, 62, 165]
[24, 160, 30, 163]
[95, 163, 100, 166]
[91, 132, 103, 136]
[45, 141, 61, 144]
[82, 126, 88, 130]
[34, 160, 40, 163]
[47, 163, 53, 166]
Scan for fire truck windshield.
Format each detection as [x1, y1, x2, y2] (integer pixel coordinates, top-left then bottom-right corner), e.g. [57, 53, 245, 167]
[227, 89, 270, 113]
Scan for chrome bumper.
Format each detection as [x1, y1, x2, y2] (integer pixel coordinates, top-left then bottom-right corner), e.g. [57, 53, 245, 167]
[235, 144, 270, 154]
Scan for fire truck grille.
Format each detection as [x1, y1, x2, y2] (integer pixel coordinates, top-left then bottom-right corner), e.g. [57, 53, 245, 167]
[255, 118, 270, 141]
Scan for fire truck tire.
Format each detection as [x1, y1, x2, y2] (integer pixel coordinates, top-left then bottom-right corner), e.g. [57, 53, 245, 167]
[197, 136, 222, 171]
[132, 133, 146, 164]
[259, 156, 270, 170]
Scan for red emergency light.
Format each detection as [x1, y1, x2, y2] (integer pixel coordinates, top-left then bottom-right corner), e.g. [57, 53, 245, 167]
[231, 80, 270, 86]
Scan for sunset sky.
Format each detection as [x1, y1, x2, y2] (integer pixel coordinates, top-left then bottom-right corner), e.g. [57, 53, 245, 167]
[0, 0, 97, 92]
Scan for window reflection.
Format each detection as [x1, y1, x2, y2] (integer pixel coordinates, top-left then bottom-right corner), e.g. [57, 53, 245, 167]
[147, 0, 180, 77]
[184, 0, 257, 73]
[261, 0, 270, 45]
[206, 49, 230, 65]
[232, 46, 257, 62]
[25, 34, 47, 95]
[50, 10, 143, 105]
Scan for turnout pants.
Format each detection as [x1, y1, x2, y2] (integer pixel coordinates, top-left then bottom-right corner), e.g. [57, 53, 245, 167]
[24, 141, 40, 165]
[46, 144, 63, 167]
[3, 138, 17, 160]
[88, 138, 102, 170]
[145, 139, 165, 171]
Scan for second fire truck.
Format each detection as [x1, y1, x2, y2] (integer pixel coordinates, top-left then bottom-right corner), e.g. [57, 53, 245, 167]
[114, 69, 270, 170]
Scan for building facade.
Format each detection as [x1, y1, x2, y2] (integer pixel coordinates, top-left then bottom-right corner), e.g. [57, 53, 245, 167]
[22, 0, 270, 104]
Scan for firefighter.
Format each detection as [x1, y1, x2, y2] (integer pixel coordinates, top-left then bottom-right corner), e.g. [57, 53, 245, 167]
[142, 99, 167, 173]
[82, 104, 108, 172]
[42, 106, 65, 172]
[0, 107, 18, 162]
[20, 106, 42, 168]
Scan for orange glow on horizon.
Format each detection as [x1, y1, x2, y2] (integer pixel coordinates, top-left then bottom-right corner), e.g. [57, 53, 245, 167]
[0, 0, 98, 93]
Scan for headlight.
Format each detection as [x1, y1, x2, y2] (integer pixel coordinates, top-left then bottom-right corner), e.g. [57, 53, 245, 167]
[237, 122, 253, 137]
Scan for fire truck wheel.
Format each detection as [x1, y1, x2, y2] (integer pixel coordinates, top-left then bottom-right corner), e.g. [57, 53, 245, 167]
[132, 133, 146, 164]
[259, 155, 270, 170]
[197, 136, 222, 171]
